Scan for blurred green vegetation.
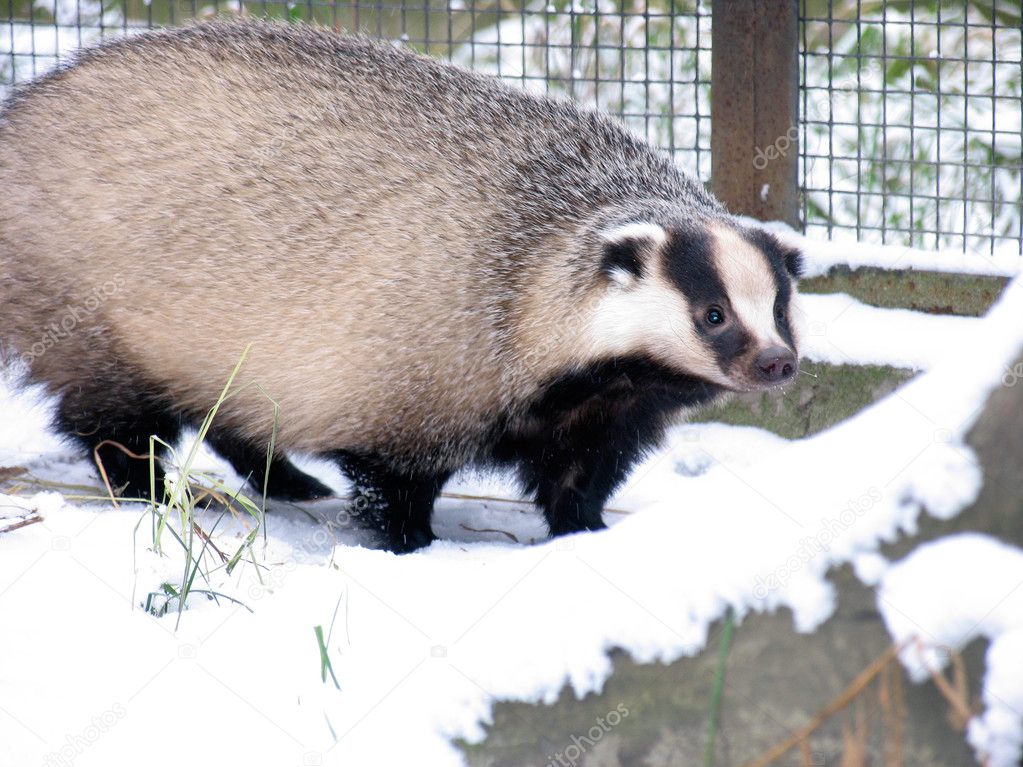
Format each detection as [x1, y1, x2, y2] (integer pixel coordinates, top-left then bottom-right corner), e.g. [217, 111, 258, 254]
[800, 267, 1007, 316]
[697, 361, 913, 440]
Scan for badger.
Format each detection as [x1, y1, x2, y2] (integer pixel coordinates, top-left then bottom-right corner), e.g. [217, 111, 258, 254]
[0, 20, 802, 552]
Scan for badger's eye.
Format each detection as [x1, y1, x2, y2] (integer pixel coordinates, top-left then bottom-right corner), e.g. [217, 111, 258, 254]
[774, 303, 786, 321]
[706, 306, 726, 326]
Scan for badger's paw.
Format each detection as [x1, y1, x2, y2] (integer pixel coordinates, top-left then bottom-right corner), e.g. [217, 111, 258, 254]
[385, 526, 436, 554]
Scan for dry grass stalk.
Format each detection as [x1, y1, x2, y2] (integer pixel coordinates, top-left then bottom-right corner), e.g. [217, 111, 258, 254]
[743, 638, 981, 767]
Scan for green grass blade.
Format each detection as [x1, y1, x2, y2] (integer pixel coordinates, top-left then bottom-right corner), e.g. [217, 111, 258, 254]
[704, 608, 736, 767]
[314, 625, 341, 690]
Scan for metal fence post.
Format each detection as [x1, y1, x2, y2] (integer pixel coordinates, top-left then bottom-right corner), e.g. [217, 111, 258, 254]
[711, 0, 800, 228]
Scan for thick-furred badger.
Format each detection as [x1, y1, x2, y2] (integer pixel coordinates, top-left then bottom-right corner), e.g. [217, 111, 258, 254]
[0, 20, 802, 552]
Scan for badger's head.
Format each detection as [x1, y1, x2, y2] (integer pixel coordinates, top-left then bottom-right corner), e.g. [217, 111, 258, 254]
[587, 217, 803, 392]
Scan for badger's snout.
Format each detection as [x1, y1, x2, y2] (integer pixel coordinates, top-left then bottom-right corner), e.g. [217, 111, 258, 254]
[754, 346, 797, 384]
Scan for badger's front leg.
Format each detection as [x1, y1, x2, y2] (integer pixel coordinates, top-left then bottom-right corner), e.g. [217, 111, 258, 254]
[517, 406, 658, 538]
[336, 452, 450, 553]
[532, 449, 622, 536]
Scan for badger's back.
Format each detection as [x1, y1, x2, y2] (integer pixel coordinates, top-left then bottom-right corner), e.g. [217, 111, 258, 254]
[0, 20, 715, 467]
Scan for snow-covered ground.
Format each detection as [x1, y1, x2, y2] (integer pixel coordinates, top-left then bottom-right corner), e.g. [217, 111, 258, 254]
[2, 236, 1022, 767]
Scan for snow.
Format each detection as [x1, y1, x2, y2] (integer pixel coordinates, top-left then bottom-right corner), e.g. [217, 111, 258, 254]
[798, 292, 982, 371]
[2, 8, 1020, 761]
[879, 534, 1023, 767]
[1, 237, 1023, 766]
[754, 218, 1023, 279]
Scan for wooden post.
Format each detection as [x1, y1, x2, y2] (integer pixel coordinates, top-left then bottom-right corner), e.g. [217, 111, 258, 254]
[711, 0, 800, 227]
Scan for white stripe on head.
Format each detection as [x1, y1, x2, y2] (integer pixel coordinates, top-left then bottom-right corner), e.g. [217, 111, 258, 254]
[600, 222, 668, 247]
[708, 223, 787, 349]
[787, 289, 807, 352]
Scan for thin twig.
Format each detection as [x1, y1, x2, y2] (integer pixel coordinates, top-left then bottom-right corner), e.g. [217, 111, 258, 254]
[915, 640, 974, 729]
[459, 523, 520, 543]
[440, 490, 630, 516]
[0, 466, 27, 482]
[91, 439, 158, 510]
[0, 513, 43, 534]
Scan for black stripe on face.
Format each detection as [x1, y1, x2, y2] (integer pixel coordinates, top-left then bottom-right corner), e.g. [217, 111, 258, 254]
[708, 324, 752, 369]
[662, 228, 752, 371]
[662, 229, 726, 308]
[740, 227, 801, 349]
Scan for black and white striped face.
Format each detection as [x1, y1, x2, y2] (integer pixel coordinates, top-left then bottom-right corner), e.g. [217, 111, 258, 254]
[588, 219, 803, 391]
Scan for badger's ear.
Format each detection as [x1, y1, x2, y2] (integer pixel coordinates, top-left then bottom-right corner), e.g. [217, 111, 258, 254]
[599, 222, 667, 288]
[782, 245, 804, 280]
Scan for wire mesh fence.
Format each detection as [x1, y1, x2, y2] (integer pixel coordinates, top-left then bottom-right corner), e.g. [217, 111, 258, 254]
[800, 1, 1023, 255]
[2, 0, 1020, 256]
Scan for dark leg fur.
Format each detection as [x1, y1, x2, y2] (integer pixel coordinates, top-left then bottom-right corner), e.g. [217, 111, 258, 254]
[510, 412, 653, 537]
[55, 380, 330, 503]
[335, 452, 450, 554]
[55, 386, 183, 501]
[205, 431, 333, 501]
[500, 357, 717, 540]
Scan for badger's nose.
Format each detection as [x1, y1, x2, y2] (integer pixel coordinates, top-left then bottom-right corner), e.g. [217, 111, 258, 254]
[755, 346, 796, 383]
